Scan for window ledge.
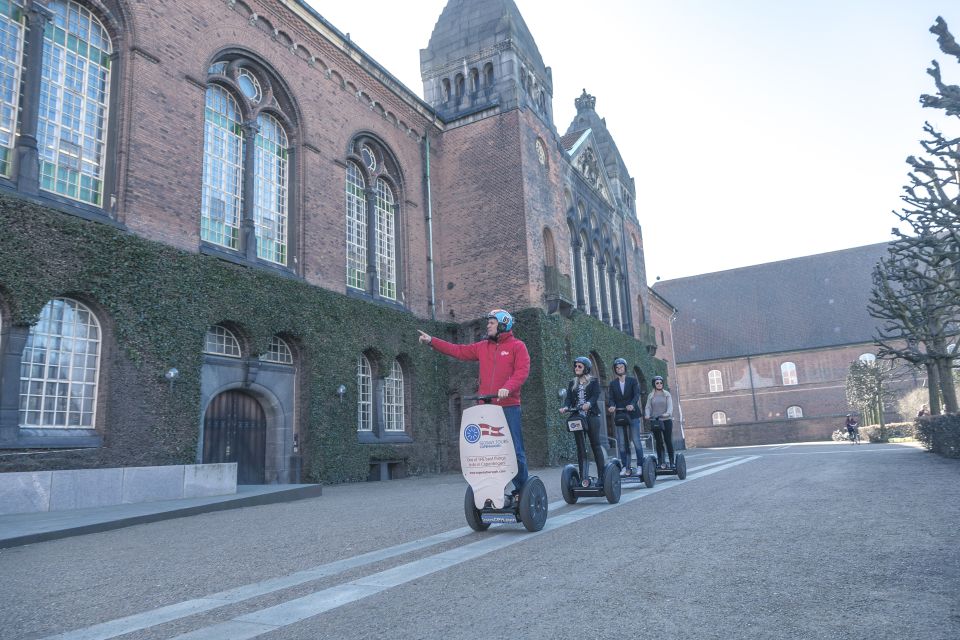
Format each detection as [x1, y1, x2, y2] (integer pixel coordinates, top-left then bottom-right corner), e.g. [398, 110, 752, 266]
[2, 428, 102, 449]
[199, 243, 301, 280]
[357, 431, 413, 445]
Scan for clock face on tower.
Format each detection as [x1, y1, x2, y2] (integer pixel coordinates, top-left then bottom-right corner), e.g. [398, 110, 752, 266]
[535, 139, 546, 165]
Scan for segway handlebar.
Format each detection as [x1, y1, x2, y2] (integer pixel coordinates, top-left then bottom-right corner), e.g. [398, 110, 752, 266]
[463, 394, 499, 403]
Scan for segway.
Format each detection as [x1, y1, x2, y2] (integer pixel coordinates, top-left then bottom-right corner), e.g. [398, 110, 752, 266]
[613, 410, 657, 489]
[560, 406, 622, 504]
[650, 417, 687, 480]
[460, 395, 548, 532]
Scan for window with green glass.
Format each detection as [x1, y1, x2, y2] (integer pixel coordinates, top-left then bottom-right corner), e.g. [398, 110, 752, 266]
[37, 0, 112, 205]
[200, 85, 242, 249]
[0, 0, 24, 177]
[253, 112, 289, 265]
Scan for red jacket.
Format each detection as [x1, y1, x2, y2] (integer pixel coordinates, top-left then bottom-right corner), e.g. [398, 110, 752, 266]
[430, 331, 530, 406]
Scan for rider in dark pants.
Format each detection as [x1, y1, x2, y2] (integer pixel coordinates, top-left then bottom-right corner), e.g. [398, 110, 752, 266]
[560, 357, 607, 486]
[645, 375, 675, 469]
[607, 357, 644, 476]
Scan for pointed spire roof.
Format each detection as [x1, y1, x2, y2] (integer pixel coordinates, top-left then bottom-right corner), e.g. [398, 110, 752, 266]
[566, 89, 633, 196]
[424, 0, 547, 76]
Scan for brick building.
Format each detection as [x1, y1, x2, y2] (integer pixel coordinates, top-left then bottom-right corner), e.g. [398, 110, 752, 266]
[650, 243, 922, 447]
[0, 0, 666, 482]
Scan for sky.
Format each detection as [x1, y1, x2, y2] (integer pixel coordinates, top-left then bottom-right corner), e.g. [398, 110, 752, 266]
[307, 0, 960, 284]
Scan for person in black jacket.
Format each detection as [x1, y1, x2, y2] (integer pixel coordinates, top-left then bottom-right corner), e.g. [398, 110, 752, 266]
[607, 357, 645, 476]
[559, 356, 607, 486]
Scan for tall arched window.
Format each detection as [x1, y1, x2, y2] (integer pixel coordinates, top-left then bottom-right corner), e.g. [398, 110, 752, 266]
[357, 355, 373, 432]
[384, 360, 404, 432]
[20, 298, 101, 428]
[0, 1, 25, 177]
[780, 362, 798, 386]
[592, 244, 602, 317]
[579, 232, 589, 310]
[375, 178, 396, 300]
[38, 1, 113, 205]
[203, 58, 294, 266]
[712, 411, 727, 425]
[543, 228, 556, 267]
[253, 112, 289, 264]
[708, 369, 723, 393]
[345, 137, 403, 302]
[346, 162, 367, 290]
[201, 85, 243, 250]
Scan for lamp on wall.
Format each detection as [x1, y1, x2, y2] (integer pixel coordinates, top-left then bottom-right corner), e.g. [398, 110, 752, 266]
[336, 384, 347, 403]
[164, 367, 179, 392]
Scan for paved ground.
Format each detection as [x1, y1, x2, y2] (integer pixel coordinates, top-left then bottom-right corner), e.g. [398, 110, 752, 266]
[0, 442, 957, 640]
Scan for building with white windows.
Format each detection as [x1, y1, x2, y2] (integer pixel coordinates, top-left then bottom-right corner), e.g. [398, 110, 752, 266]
[651, 243, 922, 447]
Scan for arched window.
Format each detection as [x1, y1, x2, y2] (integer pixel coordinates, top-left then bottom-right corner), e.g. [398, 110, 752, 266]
[0, 1, 25, 177]
[346, 137, 403, 302]
[20, 298, 101, 428]
[612, 268, 623, 329]
[592, 244, 602, 317]
[454, 73, 464, 98]
[441, 78, 450, 102]
[203, 58, 294, 266]
[787, 405, 803, 418]
[204, 325, 241, 357]
[37, 1, 112, 205]
[384, 360, 404, 432]
[357, 355, 373, 432]
[711, 411, 727, 425]
[543, 228, 556, 267]
[483, 62, 494, 87]
[260, 336, 293, 364]
[708, 369, 723, 393]
[781, 362, 798, 386]
[201, 85, 243, 250]
[375, 178, 397, 300]
[253, 112, 289, 265]
[469, 68, 479, 93]
[345, 162, 367, 290]
[579, 232, 589, 310]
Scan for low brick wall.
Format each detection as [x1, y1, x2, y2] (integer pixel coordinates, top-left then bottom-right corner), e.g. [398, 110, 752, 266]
[0, 463, 237, 515]
[684, 417, 839, 448]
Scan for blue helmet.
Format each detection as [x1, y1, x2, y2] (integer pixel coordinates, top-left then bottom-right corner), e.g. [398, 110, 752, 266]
[613, 358, 627, 369]
[486, 309, 514, 334]
[574, 356, 592, 375]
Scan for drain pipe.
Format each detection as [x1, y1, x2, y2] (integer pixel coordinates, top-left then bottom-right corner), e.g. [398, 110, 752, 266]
[423, 136, 437, 321]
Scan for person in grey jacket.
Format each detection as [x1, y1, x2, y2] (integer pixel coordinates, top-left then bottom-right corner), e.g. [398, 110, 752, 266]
[644, 375, 675, 469]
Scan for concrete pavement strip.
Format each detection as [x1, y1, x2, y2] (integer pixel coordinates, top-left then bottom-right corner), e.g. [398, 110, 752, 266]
[37, 455, 755, 640]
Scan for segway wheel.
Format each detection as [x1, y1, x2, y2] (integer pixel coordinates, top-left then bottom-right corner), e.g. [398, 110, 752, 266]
[676, 453, 687, 480]
[602, 462, 621, 504]
[642, 455, 657, 489]
[561, 464, 579, 504]
[518, 476, 548, 532]
[463, 486, 490, 532]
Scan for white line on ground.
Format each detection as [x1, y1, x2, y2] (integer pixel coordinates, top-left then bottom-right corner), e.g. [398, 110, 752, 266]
[42, 456, 754, 640]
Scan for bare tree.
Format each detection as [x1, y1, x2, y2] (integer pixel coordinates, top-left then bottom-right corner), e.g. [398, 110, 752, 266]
[870, 17, 960, 414]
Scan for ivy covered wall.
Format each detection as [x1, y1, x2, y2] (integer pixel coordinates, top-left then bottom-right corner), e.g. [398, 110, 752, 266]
[0, 197, 666, 481]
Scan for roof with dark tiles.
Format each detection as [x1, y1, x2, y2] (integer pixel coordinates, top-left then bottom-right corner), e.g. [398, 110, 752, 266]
[651, 243, 891, 363]
[559, 129, 587, 150]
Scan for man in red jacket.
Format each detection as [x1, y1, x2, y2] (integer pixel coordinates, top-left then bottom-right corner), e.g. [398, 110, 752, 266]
[418, 309, 531, 495]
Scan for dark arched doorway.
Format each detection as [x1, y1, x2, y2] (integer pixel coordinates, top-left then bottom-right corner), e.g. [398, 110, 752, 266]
[203, 390, 266, 484]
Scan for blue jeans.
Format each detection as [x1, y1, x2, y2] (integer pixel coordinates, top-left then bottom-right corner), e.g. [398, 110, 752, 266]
[616, 418, 645, 468]
[502, 405, 528, 491]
